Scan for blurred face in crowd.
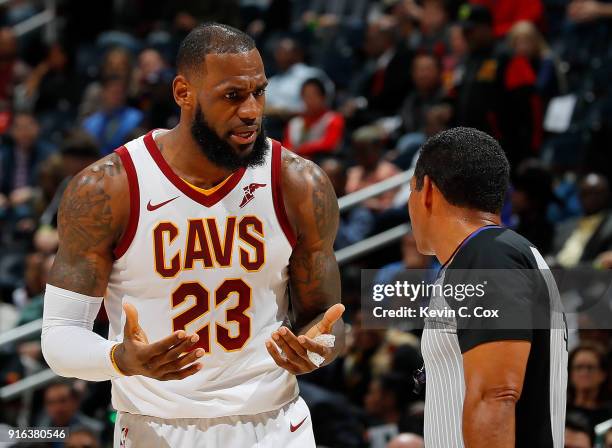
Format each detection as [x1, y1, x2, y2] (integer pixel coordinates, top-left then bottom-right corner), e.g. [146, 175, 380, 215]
[579, 174, 610, 216]
[449, 24, 468, 57]
[364, 19, 396, 58]
[44, 384, 78, 426]
[0, 28, 17, 65]
[320, 159, 347, 197]
[364, 379, 395, 418]
[66, 430, 99, 448]
[353, 140, 382, 170]
[301, 82, 327, 115]
[274, 39, 300, 72]
[103, 48, 132, 80]
[564, 428, 592, 448]
[11, 113, 40, 150]
[509, 22, 541, 60]
[47, 43, 68, 71]
[176, 48, 268, 170]
[139, 48, 165, 81]
[388, 433, 425, 448]
[570, 349, 606, 394]
[462, 23, 493, 52]
[424, 104, 452, 136]
[412, 55, 440, 94]
[421, 0, 448, 34]
[101, 79, 127, 112]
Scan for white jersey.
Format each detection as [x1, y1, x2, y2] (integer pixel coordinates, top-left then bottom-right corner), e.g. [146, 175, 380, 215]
[105, 129, 298, 419]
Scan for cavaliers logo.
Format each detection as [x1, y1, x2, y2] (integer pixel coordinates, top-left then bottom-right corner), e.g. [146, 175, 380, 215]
[239, 183, 266, 208]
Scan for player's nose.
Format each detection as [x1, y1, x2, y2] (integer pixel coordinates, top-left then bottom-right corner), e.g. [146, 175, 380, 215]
[237, 94, 261, 123]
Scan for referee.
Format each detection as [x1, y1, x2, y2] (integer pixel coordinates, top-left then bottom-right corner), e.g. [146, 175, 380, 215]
[408, 127, 567, 447]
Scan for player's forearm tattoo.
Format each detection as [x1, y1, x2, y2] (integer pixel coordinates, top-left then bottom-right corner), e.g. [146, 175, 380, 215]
[286, 158, 341, 328]
[48, 153, 124, 295]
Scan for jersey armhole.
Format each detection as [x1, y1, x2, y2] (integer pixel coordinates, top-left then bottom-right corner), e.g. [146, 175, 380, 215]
[271, 140, 297, 248]
[113, 146, 140, 259]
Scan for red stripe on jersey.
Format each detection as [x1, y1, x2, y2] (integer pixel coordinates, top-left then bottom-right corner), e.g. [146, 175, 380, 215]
[114, 146, 140, 259]
[143, 130, 246, 207]
[271, 140, 297, 248]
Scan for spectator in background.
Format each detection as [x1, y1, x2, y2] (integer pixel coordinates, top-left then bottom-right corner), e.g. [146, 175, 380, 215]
[79, 46, 135, 119]
[511, 159, 557, 255]
[342, 16, 413, 123]
[82, 76, 143, 154]
[346, 125, 401, 212]
[365, 373, 413, 447]
[11, 251, 46, 310]
[555, 174, 612, 268]
[451, 4, 542, 167]
[567, 343, 612, 430]
[0, 112, 55, 234]
[508, 21, 564, 102]
[33, 130, 100, 254]
[37, 381, 103, 440]
[65, 427, 100, 448]
[469, 0, 543, 37]
[266, 37, 333, 118]
[604, 427, 612, 448]
[387, 433, 425, 448]
[413, 0, 452, 57]
[568, 0, 612, 23]
[0, 27, 29, 110]
[19, 42, 82, 136]
[565, 412, 595, 448]
[396, 53, 444, 161]
[283, 78, 344, 160]
[320, 157, 375, 249]
[440, 24, 467, 92]
[133, 48, 176, 128]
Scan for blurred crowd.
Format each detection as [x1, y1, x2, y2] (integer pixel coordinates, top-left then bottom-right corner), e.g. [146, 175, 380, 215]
[1, 0, 612, 447]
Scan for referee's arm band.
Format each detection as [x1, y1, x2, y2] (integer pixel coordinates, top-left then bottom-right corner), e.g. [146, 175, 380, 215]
[41, 284, 123, 381]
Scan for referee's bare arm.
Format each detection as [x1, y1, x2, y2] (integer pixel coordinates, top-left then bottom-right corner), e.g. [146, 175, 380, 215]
[462, 340, 531, 447]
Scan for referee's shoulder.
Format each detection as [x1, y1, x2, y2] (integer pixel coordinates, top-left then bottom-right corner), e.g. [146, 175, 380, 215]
[459, 227, 538, 269]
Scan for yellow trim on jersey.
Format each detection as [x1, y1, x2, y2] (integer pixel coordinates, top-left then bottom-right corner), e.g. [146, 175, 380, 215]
[182, 175, 232, 195]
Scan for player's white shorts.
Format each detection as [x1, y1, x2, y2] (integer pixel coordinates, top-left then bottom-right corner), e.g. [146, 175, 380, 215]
[113, 396, 315, 448]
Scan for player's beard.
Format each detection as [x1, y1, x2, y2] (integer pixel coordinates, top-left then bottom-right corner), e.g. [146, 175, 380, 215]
[190, 104, 268, 171]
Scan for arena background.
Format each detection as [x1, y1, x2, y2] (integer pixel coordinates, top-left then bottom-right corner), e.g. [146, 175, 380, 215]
[1, 0, 612, 447]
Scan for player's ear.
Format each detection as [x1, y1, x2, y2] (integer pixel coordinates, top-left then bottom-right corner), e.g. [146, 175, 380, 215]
[173, 74, 194, 109]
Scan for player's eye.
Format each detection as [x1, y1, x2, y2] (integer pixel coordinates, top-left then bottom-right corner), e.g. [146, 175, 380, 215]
[225, 91, 238, 100]
[254, 88, 266, 97]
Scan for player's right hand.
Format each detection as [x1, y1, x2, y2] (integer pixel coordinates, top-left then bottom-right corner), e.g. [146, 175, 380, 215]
[113, 303, 204, 380]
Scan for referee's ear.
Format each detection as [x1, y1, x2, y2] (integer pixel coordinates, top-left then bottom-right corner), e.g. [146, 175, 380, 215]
[421, 175, 434, 212]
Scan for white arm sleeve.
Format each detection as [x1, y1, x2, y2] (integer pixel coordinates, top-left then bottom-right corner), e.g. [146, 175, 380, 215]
[41, 284, 122, 381]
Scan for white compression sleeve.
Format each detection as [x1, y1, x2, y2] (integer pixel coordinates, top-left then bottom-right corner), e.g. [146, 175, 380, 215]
[41, 284, 122, 381]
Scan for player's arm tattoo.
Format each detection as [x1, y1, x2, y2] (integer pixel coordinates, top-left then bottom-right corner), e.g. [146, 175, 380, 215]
[282, 152, 342, 331]
[48, 153, 127, 296]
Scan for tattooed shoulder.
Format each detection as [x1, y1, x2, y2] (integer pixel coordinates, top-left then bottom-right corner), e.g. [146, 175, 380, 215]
[281, 150, 339, 241]
[59, 153, 126, 244]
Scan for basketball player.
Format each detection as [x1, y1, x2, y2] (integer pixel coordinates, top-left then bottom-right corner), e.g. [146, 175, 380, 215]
[41, 23, 344, 447]
[408, 127, 567, 447]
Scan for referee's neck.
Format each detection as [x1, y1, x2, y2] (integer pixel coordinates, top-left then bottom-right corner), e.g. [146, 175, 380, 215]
[435, 211, 500, 266]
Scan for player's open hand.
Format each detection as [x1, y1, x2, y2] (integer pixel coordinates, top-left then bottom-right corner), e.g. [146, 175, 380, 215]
[265, 304, 344, 375]
[113, 303, 204, 380]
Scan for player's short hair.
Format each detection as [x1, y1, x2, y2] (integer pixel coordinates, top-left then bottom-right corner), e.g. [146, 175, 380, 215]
[176, 22, 256, 75]
[414, 127, 509, 214]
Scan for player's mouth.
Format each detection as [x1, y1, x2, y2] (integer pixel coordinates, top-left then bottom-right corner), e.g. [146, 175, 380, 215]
[230, 128, 258, 146]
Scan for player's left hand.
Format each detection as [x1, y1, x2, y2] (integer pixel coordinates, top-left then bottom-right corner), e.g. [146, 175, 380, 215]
[265, 304, 344, 375]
